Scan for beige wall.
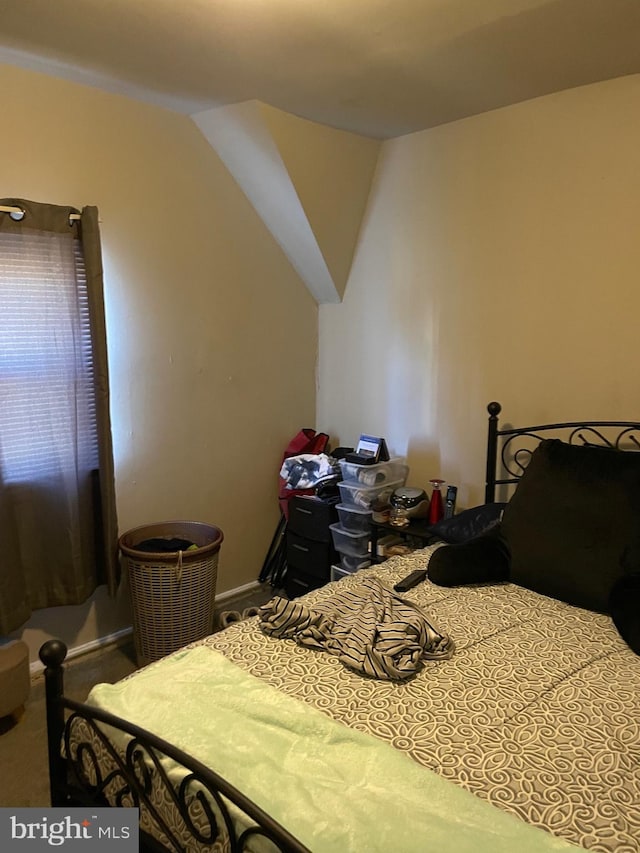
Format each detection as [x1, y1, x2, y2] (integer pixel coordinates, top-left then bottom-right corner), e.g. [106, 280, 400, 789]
[5, 62, 640, 661]
[319, 74, 640, 510]
[1, 62, 318, 660]
[259, 103, 381, 297]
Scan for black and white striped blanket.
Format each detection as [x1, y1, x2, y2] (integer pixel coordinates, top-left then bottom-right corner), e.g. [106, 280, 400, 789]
[259, 576, 453, 680]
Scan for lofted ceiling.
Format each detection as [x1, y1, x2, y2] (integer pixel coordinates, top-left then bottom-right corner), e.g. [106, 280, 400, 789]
[1, 0, 640, 139]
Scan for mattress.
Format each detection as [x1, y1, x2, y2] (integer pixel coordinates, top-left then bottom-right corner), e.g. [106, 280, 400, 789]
[76, 544, 639, 852]
[200, 546, 640, 853]
[87, 644, 577, 853]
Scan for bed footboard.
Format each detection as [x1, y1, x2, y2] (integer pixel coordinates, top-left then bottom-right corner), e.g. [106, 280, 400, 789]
[39, 640, 311, 853]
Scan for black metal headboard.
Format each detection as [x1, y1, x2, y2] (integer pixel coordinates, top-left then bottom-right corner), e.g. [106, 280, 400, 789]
[484, 401, 640, 503]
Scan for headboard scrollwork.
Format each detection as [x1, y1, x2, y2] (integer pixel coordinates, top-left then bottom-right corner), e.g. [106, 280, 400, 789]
[484, 402, 640, 503]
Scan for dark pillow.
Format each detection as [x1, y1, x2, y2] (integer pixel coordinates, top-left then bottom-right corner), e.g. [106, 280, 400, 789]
[429, 502, 506, 544]
[428, 525, 511, 587]
[609, 572, 640, 655]
[501, 439, 640, 613]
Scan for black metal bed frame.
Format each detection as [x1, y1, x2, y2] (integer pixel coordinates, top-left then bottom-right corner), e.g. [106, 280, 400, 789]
[39, 639, 311, 853]
[39, 401, 640, 852]
[484, 400, 640, 503]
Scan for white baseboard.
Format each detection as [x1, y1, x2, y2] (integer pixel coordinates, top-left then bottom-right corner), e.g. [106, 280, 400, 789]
[30, 580, 264, 678]
[214, 579, 261, 603]
[30, 626, 134, 679]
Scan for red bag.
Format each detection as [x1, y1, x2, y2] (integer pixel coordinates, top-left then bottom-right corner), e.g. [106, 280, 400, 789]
[278, 428, 329, 519]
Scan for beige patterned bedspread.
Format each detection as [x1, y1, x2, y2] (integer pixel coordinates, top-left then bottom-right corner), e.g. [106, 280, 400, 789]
[202, 546, 640, 853]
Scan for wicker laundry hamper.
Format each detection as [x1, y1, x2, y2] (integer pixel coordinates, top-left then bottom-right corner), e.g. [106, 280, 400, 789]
[119, 520, 224, 667]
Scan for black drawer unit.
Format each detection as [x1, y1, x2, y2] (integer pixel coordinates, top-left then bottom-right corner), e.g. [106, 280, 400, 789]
[286, 531, 334, 580]
[285, 496, 338, 597]
[283, 570, 326, 599]
[288, 496, 336, 542]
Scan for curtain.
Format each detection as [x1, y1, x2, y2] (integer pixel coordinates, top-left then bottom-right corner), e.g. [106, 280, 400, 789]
[0, 198, 118, 635]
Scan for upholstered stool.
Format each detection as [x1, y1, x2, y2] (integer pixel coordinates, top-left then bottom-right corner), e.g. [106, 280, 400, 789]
[0, 640, 30, 719]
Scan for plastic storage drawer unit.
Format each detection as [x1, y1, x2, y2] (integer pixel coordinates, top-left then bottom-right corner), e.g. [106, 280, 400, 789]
[338, 457, 409, 486]
[331, 563, 365, 582]
[331, 564, 351, 582]
[335, 502, 372, 534]
[339, 554, 371, 572]
[337, 478, 404, 510]
[329, 523, 369, 557]
[330, 559, 370, 582]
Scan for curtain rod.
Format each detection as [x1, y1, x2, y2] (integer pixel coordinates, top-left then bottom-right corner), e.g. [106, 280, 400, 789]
[0, 204, 81, 222]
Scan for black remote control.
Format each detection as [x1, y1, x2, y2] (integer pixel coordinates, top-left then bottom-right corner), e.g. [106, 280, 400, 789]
[393, 569, 428, 592]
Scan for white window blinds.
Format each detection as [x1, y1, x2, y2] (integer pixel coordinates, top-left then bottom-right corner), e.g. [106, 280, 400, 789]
[0, 226, 98, 484]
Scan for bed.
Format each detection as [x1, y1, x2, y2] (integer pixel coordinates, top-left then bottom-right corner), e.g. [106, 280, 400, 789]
[40, 402, 640, 853]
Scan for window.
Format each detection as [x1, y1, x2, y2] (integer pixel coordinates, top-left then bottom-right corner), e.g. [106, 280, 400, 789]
[0, 225, 98, 484]
[0, 199, 118, 635]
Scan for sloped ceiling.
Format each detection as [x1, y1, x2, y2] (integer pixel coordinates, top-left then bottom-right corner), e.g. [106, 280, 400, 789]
[2, 0, 640, 301]
[1, 0, 639, 139]
[193, 102, 380, 303]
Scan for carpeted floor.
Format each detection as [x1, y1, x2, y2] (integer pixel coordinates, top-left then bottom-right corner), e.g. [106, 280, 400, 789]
[0, 583, 280, 808]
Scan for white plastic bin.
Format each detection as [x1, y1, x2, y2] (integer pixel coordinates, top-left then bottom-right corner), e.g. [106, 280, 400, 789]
[329, 523, 369, 557]
[337, 478, 404, 510]
[336, 502, 372, 534]
[330, 559, 370, 582]
[331, 564, 351, 582]
[338, 457, 408, 487]
[339, 554, 371, 572]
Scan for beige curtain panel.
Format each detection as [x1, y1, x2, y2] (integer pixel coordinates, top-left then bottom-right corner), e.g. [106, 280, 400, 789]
[0, 198, 119, 635]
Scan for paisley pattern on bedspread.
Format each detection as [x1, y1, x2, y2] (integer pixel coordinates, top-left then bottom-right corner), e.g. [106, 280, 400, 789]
[87, 646, 580, 853]
[200, 546, 640, 853]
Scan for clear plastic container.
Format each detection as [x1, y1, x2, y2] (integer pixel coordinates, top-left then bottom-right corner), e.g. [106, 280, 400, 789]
[329, 523, 370, 556]
[338, 457, 408, 487]
[331, 564, 350, 582]
[337, 478, 404, 510]
[330, 558, 370, 581]
[340, 554, 371, 572]
[335, 502, 372, 534]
